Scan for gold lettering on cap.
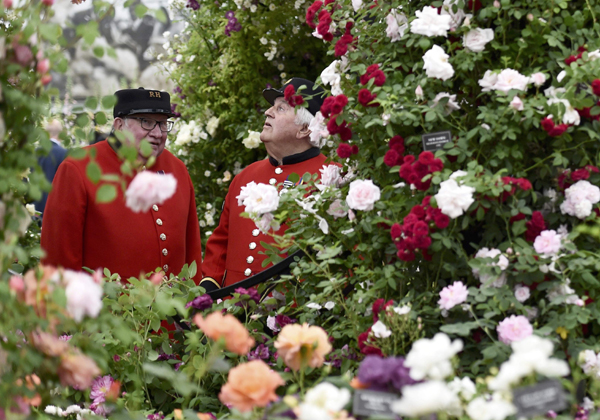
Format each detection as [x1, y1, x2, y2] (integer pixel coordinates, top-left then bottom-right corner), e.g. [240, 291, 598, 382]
[149, 91, 155, 97]
[149, 91, 161, 98]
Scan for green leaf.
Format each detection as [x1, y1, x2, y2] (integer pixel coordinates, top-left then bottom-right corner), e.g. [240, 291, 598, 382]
[135, 3, 148, 18]
[93, 46, 104, 58]
[85, 97, 98, 110]
[86, 162, 102, 184]
[95, 112, 107, 125]
[39, 23, 61, 42]
[154, 8, 167, 23]
[69, 148, 87, 160]
[96, 184, 117, 203]
[76, 114, 89, 127]
[101, 95, 117, 109]
[440, 322, 479, 336]
[425, 110, 437, 122]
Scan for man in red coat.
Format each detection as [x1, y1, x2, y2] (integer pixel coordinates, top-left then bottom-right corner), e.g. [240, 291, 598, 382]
[200, 78, 328, 291]
[41, 88, 203, 282]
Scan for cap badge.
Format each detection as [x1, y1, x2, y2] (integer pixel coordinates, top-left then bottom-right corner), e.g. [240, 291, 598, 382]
[149, 91, 162, 98]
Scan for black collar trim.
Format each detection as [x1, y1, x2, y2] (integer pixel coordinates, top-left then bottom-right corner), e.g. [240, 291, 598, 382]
[269, 147, 321, 166]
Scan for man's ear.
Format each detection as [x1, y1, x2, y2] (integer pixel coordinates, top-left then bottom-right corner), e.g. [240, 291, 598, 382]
[296, 124, 311, 140]
[113, 118, 124, 131]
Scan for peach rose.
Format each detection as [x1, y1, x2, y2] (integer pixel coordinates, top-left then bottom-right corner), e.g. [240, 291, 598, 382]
[16, 374, 42, 406]
[218, 360, 284, 412]
[22, 265, 58, 316]
[57, 351, 101, 389]
[31, 331, 70, 357]
[194, 312, 255, 355]
[274, 323, 332, 371]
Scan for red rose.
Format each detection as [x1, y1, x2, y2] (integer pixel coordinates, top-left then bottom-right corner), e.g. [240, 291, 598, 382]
[384, 149, 400, 167]
[592, 79, 600, 96]
[358, 88, 378, 107]
[337, 143, 353, 159]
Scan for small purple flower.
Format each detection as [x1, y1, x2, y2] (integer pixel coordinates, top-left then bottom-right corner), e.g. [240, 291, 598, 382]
[157, 353, 177, 361]
[234, 287, 260, 304]
[113, 354, 121, 362]
[225, 10, 235, 19]
[186, 294, 214, 311]
[59, 335, 72, 341]
[174, 362, 182, 371]
[575, 407, 589, 420]
[173, 86, 182, 93]
[91, 402, 110, 417]
[186, 0, 200, 10]
[179, 94, 186, 100]
[248, 344, 271, 361]
[265, 83, 272, 89]
[208, 80, 216, 86]
[147, 414, 165, 420]
[546, 411, 558, 419]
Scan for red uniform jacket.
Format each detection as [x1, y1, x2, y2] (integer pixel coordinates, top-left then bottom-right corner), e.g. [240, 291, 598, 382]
[202, 148, 328, 288]
[41, 140, 203, 281]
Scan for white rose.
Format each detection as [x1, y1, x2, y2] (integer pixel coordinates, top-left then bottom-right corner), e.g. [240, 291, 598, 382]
[26, 203, 36, 216]
[441, 0, 466, 29]
[319, 164, 342, 187]
[434, 178, 475, 219]
[463, 28, 494, 52]
[432, 92, 460, 115]
[324, 301, 335, 310]
[514, 285, 530, 302]
[63, 270, 103, 322]
[478, 70, 498, 92]
[242, 130, 262, 149]
[301, 382, 351, 415]
[529, 72, 547, 87]
[237, 182, 280, 214]
[411, 6, 452, 37]
[466, 395, 516, 420]
[320, 60, 342, 90]
[346, 179, 381, 211]
[205, 116, 220, 137]
[448, 377, 476, 400]
[494, 68, 530, 93]
[372, 320, 392, 338]
[326, 199, 348, 219]
[308, 112, 329, 148]
[351, 0, 363, 11]
[125, 172, 178, 213]
[392, 381, 460, 417]
[423, 45, 455, 81]
[405, 333, 463, 380]
[386, 11, 408, 42]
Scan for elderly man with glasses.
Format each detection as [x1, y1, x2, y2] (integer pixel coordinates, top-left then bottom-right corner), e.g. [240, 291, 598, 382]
[41, 88, 203, 283]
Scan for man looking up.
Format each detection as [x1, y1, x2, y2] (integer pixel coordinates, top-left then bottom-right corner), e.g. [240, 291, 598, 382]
[41, 87, 203, 281]
[201, 78, 327, 291]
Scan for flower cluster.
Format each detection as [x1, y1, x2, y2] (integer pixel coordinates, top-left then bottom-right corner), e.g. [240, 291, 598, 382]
[489, 335, 569, 390]
[360, 64, 386, 87]
[174, 120, 207, 146]
[499, 176, 532, 201]
[283, 85, 305, 107]
[541, 116, 569, 137]
[334, 22, 354, 57]
[321, 94, 352, 142]
[496, 315, 532, 344]
[399, 151, 443, 191]
[237, 181, 281, 232]
[391, 196, 450, 262]
[579, 349, 600, 379]
[558, 165, 599, 190]
[438, 281, 469, 310]
[560, 180, 600, 219]
[294, 382, 351, 420]
[305, 0, 335, 41]
[383, 135, 405, 167]
[404, 333, 463, 380]
[224, 10, 242, 37]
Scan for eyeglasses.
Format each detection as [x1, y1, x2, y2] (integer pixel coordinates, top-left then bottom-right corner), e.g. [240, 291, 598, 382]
[127, 117, 174, 132]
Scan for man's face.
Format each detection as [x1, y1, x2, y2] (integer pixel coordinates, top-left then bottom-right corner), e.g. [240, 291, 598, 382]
[260, 97, 301, 145]
[114, 113, 169, 161]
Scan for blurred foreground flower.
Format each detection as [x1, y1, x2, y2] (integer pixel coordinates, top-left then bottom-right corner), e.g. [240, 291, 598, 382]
[275, 323, 332, 371]
[194, 311, 255, 355]
[125, 171, 177, 213]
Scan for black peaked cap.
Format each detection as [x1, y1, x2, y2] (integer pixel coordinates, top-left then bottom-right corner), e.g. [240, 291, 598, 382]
[113, 87, 175, 118]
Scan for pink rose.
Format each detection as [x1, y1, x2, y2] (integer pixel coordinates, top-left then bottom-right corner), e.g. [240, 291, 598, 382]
[510, 96, 524, 111]
[438, 281, 469, 310]
[42, 0, 54, 5]
[346, 179, 381, 211]
[125, 171, 177, 213]
[3, 0, 12, 8]
[9, 275, 24, 292]
[255, 212, 280, 233]
[497, 315, 533, 344]
[41, 74, 52, 85]
[36, 58, 50, 74]
[533, 230, 561, 256]
[529, 72, 547, 87]
[236, 182, 279, 215]
[326, 199, 348, 219]
[13, 44, 33, 67]
[320, 164, 342, 187]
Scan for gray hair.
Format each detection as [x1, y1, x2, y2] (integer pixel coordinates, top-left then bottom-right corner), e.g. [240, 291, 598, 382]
[294, 106, 314, 127]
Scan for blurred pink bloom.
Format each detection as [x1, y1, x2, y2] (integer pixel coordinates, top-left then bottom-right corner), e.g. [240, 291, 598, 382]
[13, 44, 33, 66]
[36, 58, 50, 74]
[497, 315, 532, 344]
[9, 275, 24, 292]
[533, 230, 561, 256]
[125, 171, 177, 213]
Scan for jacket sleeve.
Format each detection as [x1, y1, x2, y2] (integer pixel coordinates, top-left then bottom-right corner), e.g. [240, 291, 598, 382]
[185, 173, 203, 284]
[40, 160, 87, 271]
[200, 186, 232, 289]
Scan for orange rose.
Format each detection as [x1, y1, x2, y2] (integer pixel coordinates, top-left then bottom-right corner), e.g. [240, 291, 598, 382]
[57, 351, 101, 389]
[194, 312, 255, 355]
[218, 360, 284, 412]
[274, 323, 332, 371]
[16, 374, 42, 406]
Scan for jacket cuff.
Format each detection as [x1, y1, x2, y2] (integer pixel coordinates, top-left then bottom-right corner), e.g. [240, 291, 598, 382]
[200, 277, 221, 292]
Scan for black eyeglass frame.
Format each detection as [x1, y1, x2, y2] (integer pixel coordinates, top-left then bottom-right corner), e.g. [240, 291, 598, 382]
[126, 117, 174, 133]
